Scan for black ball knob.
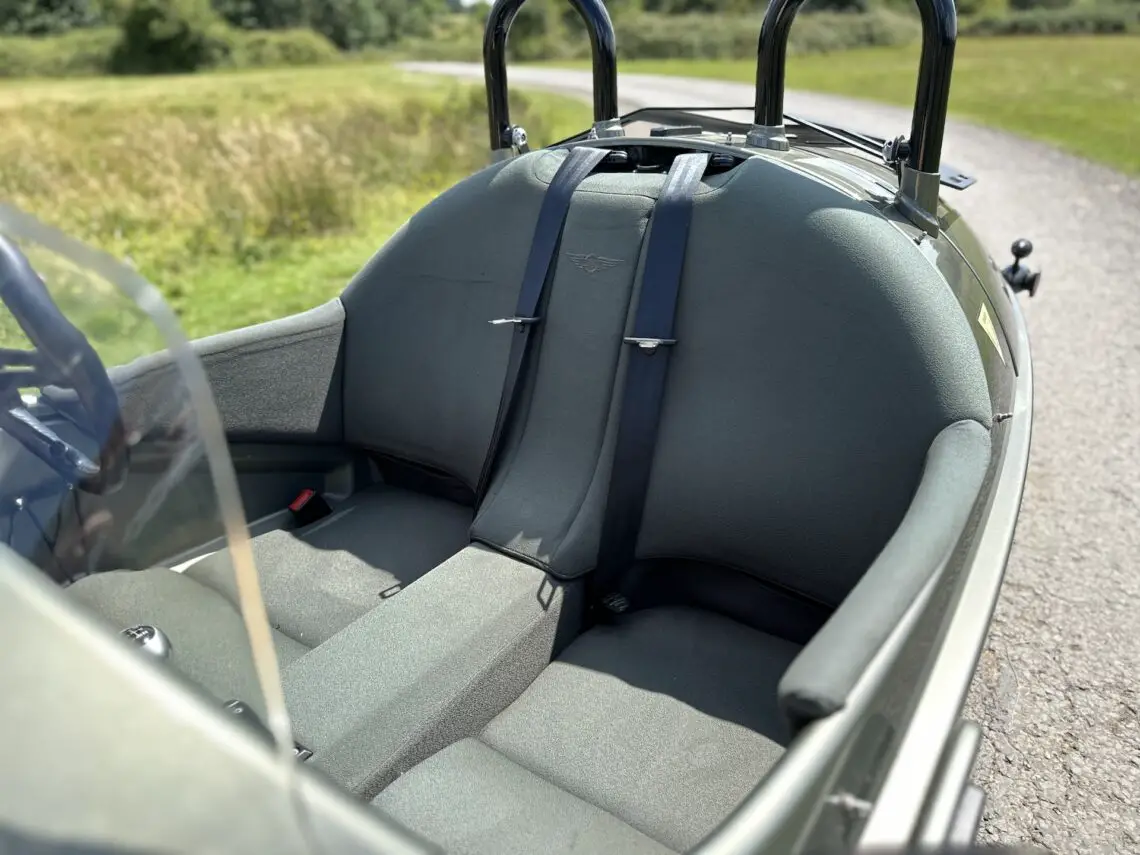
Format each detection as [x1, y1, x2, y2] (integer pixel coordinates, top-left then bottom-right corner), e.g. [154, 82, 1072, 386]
[1002, 237, 1042, 298]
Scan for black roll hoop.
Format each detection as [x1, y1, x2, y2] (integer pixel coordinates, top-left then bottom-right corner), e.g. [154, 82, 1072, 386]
[484, 0, 621, 156]
[752, 0, 957, 230]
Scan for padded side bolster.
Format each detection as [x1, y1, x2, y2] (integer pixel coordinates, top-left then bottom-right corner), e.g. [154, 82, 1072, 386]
[103, 300, 345, 442]
[282, 544, 581, 799]
[777, 419, 992, 730]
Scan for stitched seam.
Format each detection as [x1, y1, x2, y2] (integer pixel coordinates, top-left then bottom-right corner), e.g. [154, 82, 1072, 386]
[629, 552, 837, 611]
[472, 736, 673, 848]
[351, 443, 476, 497]
[469, 534, 552, 573]
[483, 732, 677, 849]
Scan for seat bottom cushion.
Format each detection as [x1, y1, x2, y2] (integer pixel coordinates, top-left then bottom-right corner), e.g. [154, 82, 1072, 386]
[377, 738, 673, 855]
[376, 606, 801, 853]
[282, 545, 582, 798]
[186, 483, 473, 647]
[65, 567, 307, 718]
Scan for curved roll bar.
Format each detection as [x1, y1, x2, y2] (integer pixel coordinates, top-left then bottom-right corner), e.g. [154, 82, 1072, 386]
[483, 0, 621, 156]
[752, 0, 957, 229]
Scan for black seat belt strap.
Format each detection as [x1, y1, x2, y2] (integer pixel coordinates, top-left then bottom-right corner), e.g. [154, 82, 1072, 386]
[476, 146, 609, 503]
[591, 151, 711, 615]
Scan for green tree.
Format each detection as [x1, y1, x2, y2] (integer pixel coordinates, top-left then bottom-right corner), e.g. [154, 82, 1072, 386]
[111, 0, 233, 73]
[212, 0, 308, 29]
[801, 0, 872, 12]
[305, 0, 448, 50]
[641, 0, 755, 12]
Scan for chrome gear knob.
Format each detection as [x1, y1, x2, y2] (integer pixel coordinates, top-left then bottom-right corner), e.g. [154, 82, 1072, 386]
[120, 624, 172, 660]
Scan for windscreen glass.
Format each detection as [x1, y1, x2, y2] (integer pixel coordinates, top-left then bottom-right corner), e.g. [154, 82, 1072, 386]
[0, 204, 302, 844]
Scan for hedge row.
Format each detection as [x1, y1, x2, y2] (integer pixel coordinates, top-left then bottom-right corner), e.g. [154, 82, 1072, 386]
[398, 7, 924, 64]
[0, 26, 112, 75]
[0, 24, 338, 77]
[0, 8, 927, 75]
[0, 0, 450, 45]
[625, 8, 921, 59]
[3, 3, 1138, 80]
[963, 2, 1140, 33]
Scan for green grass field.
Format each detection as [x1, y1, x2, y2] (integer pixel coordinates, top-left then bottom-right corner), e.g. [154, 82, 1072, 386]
[0, 65, 590, 342]
[612, 35, 1140, 175]
[1, 34, 1134, 348]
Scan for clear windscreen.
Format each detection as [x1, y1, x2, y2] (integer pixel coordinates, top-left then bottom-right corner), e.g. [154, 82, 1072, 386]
[0, 205, 295, 774]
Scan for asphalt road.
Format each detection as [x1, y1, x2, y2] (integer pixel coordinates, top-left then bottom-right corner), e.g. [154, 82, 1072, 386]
[404, 63, 1140, 855]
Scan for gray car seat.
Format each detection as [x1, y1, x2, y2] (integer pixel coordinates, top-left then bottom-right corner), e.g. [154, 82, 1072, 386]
[65, 149, 632, 702]
[366, 148, 994, 853]
[69, 142, 993, 855]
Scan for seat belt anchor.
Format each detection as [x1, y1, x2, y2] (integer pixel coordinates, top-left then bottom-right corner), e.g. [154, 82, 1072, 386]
[623, 337, 676, 355]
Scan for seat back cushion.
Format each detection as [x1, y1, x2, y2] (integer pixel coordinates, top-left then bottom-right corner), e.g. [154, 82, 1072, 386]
[473, 153, 992, 605]
[471, 163, 663, 568]
[341, 153, 555, 492]
[630, 155, 992, 606]
[470, 158, 746, 572]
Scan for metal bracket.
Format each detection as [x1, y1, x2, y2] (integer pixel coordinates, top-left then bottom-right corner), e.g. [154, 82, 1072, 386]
[745, 124, 790, 152]
[590, 117, 625, 140]
[897, 164, 942, 237]
[624, 336, 676, 355]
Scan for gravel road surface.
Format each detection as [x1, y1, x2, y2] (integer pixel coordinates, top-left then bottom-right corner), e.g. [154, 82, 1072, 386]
[404, 63, 1140, 855]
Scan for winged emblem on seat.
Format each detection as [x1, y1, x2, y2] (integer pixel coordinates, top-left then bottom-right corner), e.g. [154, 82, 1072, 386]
[567, 252, 622, 275]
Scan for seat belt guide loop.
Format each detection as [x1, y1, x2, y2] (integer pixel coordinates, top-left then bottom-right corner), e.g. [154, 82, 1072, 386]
[623, 336, 677, 355]
[489, 316, 542, 330]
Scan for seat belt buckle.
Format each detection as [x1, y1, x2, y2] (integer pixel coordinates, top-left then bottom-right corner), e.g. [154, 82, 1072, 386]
[289, 489, 332, 528]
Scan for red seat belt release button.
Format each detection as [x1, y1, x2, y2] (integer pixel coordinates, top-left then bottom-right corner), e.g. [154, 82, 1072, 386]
[289, 489, 332, 527]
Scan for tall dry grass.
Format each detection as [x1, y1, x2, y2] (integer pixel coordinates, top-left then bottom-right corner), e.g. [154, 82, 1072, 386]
[0, 78, 572, 264]
[0, 67, 589, 333]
